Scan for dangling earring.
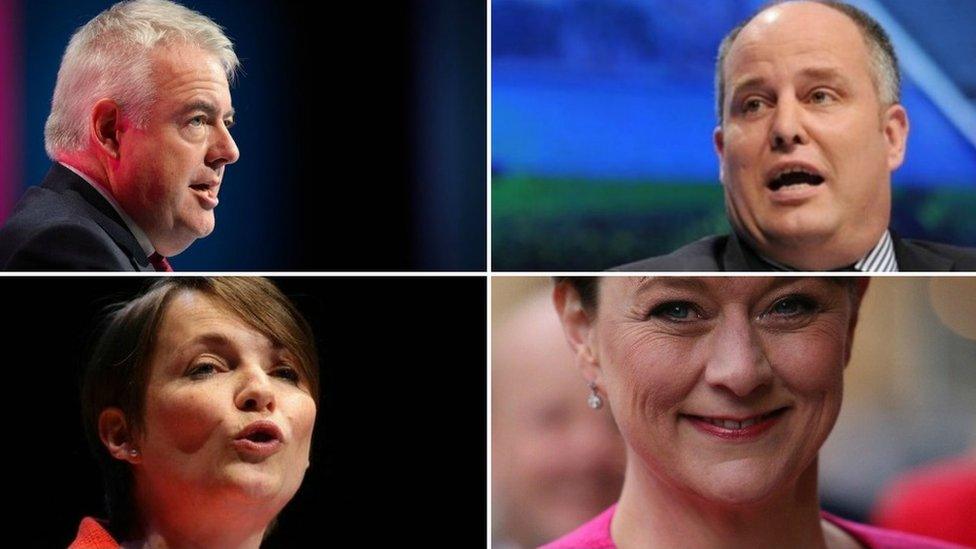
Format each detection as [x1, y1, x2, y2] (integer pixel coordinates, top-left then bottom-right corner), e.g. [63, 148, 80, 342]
[587, 381, 603, 410]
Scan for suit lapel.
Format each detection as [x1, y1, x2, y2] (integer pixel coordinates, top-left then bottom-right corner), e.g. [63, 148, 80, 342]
[41, 163, 152, 271]
[722, 232, 776, 271]
[891, 230, 954, 271]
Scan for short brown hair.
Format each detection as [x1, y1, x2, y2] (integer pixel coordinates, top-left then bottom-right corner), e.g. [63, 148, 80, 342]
[715, 0, 900, 124]
[81, 277, 319, 537]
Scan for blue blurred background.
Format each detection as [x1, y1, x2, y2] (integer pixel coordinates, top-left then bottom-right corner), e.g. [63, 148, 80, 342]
[492, 0, 976, 270]
[5, 0, 486, 270]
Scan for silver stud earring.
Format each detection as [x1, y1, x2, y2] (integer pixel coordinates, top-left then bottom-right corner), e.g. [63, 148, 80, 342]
[129, 448, 139, 457]
[587, 381, 603, 410]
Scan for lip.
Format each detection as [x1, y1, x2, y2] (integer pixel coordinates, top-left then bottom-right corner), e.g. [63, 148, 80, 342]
[764, 161, 827, 206]
[682, 407, 789, 441]
[189, 181, 220, 210]
[232, 420, 284, 458]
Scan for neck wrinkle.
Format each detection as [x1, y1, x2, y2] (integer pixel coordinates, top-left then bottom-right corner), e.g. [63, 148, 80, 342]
[611, 452, 827, 549]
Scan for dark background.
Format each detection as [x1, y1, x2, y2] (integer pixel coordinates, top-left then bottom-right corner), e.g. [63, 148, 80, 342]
[5, 276, 486, 546]
[8, 0, 486, 270]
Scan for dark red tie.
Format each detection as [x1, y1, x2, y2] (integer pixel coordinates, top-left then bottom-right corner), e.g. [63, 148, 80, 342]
[149, 252, 173, 272]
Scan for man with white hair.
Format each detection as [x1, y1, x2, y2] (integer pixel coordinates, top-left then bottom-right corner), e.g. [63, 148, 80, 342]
[0, 0, 240, 271]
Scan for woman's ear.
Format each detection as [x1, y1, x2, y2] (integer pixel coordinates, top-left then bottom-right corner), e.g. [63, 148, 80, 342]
[98, 407, 142, 464]
[553, 282, 602, 385]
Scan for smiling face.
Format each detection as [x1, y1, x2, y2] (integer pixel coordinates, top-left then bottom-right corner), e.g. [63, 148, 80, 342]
[564, 277, 859, 505]
[716, 2, 908, 269]
[134, 290, 316, 517]
[114, 43, 240, 256]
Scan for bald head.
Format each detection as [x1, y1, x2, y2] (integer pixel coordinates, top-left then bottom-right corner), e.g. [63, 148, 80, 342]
[715, 0, 899, 124]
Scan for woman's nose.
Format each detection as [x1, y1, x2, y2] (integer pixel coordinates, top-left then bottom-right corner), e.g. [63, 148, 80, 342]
[234, 367, 276, 412]
[703, 314, 774, 398]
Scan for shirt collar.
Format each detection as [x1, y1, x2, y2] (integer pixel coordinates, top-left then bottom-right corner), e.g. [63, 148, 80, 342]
[58, 162, 156, 258]
[758, 230, 899, 272]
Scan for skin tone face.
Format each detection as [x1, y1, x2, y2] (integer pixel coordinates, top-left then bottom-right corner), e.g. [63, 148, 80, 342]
[110, 42, 240, 257]
[492, 291, 625, 547]
[102, 291, 316, 548]
[715, 2, 909, 270]
[557, 277, 864, 549]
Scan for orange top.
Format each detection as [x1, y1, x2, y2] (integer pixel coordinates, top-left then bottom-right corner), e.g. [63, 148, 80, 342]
[68, 517, 120, 549]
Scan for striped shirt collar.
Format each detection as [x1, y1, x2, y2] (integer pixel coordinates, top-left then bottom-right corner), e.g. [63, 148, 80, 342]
[760, 230, 899, 272]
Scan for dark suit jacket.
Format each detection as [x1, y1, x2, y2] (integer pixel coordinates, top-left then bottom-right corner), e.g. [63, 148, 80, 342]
[612, 231, 976, 272]
[0, 163, 153, 271]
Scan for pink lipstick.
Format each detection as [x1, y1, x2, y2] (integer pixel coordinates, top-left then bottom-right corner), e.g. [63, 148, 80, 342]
[684, 407, 788, 441]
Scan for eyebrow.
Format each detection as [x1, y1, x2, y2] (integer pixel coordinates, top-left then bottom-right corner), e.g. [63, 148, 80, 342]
[179, 100, 235, 120]
[730, 67, 852, 97]
[632, 276, 842, 297]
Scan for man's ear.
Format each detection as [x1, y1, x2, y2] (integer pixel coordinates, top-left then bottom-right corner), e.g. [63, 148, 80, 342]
[90, 99, 124, 160]
[713, 126, 726, 184]
[882, 103, 909, 171]
[844, 278, 871, 366]
[553, 281, 601, 386]
[98, 407, 142, 465]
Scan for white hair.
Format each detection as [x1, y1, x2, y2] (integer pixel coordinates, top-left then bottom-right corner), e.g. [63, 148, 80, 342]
[44, 0, 239, 159]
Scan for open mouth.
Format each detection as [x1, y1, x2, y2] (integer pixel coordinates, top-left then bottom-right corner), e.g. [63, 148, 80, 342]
[682, 407, 790, 440]
[767, 166, 825, 191]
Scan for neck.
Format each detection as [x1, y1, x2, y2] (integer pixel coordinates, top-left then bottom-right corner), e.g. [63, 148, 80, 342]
[57, 152, 111, 191]
[131, 482, 274, 549]
[611, 455, 827, 549]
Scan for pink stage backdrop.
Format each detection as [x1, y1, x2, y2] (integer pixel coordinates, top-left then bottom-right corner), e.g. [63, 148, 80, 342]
[0, 0, 22, 221]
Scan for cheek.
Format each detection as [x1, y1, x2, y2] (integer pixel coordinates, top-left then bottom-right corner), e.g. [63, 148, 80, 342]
[145, 389, 224, 455]
[602, 325, 700, 432]
[765, 323, 847, 393]
[285, 394, 317, 459]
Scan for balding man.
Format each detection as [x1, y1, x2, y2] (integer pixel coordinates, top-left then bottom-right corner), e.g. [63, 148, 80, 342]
[493, 288, 625, 549]
[616, 0, 975, 271]
[0, 0, 239, 271]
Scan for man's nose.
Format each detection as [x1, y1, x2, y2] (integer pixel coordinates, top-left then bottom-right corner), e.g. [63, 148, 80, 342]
[769, 96, 808, 151]
[703, 313, 773, 398]
[206, 122, 240, 170]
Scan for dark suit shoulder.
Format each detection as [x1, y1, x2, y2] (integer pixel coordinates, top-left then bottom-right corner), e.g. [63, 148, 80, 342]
[1, 219, 133, 271]
[899, 238, 976, 271]
[611, 235, 727, 271]
[0, 182, 135, 271]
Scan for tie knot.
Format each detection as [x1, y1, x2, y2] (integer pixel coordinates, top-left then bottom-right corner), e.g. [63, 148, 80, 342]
[149, 252, 173, 272]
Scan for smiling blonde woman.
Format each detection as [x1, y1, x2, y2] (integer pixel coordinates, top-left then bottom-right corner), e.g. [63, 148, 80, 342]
[545, 277, 963, 549]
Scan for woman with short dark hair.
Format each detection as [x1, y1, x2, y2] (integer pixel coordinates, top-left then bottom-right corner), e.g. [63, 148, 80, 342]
[72, 277, 318, 548]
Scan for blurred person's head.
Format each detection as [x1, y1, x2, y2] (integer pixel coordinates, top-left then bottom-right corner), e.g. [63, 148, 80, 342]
[493, 288, 625, 548]
[713, 1, 908, 270]
[83, 277, 318, 546]
[47, 0, 240, 256]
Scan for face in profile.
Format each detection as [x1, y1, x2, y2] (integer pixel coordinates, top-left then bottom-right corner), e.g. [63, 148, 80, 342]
[133, 290, 315, 514]
[715, 2, 908, 266]
[114, 42, 240, 256]
[568, 277, 859, 505]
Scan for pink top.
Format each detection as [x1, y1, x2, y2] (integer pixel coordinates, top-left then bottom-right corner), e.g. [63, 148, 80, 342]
[541, 504, 968, 549]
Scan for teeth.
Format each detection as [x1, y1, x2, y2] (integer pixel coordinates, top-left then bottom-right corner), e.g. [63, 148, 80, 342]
[775, 166, 816, 179]
[703, 414, 767, 429]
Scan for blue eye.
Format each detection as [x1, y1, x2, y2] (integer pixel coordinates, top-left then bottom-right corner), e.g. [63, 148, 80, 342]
[768, 295, 816, 316]
[650, 301, 697, 321]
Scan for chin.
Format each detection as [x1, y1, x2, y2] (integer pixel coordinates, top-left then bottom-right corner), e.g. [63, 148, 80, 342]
[687, 459, 785, 506]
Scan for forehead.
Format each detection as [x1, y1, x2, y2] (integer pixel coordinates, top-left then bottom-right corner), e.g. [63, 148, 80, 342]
[157, 291, 270, 348]
[148, 43, 231, 107]
[600, 276, 842, 306]
[725, 2, 872, 83]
